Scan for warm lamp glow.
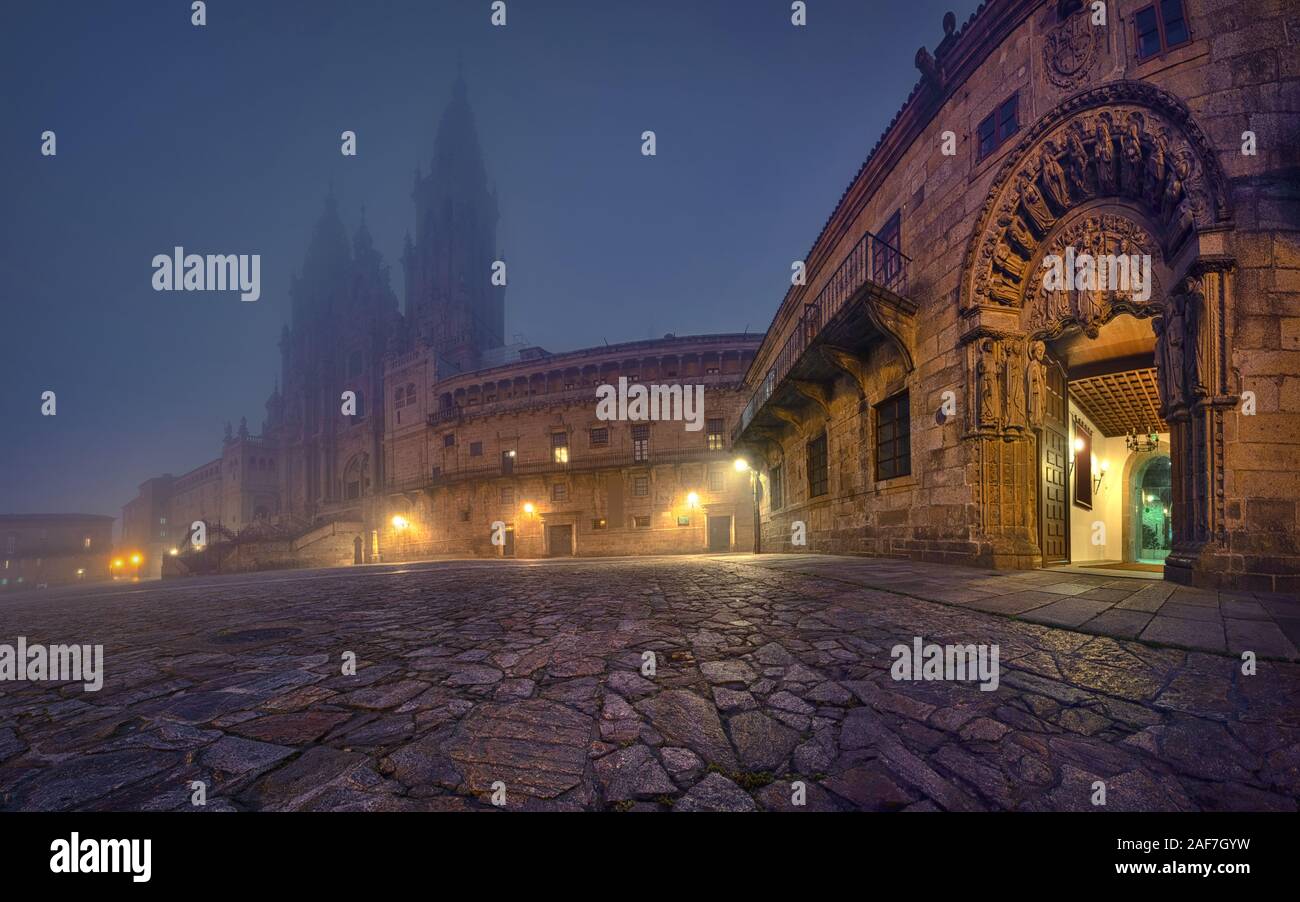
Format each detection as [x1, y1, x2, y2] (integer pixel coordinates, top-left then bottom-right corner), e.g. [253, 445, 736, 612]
[391, 515, 409, 530]
[169, 547, 179, 556]
[1100, 459, 1109, 473]
[523, 502, 535, 514]
[112, 559, 124, 568]
[1072, 437, 1085, 453]
[733, 458, 750, 472]
[686, 491, 700, 508]
[129, 553, 142, 565]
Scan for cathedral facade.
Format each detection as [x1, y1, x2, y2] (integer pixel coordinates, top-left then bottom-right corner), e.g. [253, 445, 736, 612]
[731, 0, 1299, 591]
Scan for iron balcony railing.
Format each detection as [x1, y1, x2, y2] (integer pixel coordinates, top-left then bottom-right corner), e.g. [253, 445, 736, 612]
[735, 229, 909, 439]
[386, 447, 737, 494]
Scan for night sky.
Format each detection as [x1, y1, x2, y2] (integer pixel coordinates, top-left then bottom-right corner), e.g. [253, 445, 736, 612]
[0, 0, 981, 528]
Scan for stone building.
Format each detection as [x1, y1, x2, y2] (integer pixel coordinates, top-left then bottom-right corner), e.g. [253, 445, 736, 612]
[377, 333, 760, 561]
[732, 0, 1300, 590]
[123, 77, 759, 569]
[0, 513, 115, 591]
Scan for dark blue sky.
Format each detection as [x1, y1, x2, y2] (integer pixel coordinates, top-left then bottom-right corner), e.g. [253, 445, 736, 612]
[1, 0, 981, 524]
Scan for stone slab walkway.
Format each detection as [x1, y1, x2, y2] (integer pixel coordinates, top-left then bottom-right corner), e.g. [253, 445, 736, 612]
[1, 555, 1297, 812]
[737, 554, 1300, 661]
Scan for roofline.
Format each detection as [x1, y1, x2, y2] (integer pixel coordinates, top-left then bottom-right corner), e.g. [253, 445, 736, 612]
[0, 513, 116, 523]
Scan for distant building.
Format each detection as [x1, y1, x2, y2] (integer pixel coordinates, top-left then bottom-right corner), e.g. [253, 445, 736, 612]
[0, 514, 115, 591]
[121, 77, 759, 571]
[380, 333, 760, 561]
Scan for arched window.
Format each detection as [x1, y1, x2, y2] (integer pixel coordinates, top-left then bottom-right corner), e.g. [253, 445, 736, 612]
[343, 454, 370, 500]
[405, 382, 416, 406]
[394, 386, 406, 408]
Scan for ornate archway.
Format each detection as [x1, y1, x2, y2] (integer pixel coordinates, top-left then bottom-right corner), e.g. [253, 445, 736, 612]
[956, 81, 1236, 583]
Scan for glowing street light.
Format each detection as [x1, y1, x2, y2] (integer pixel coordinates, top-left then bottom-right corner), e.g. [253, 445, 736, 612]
[130, 553, 142, 566]
[112, 558, 124, 569]
[169, 547, 179, 556]
[733, 458, 750, 472]
[686, 491, 700, 508]
[391, 515, 409, 531]
[523, 502, 535, 515]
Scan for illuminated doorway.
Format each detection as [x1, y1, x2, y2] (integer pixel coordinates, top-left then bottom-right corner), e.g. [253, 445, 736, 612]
[1133, 455, 1173, 564]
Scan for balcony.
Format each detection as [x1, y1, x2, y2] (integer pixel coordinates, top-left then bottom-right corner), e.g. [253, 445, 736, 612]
[734, 229, 915, 442]
[386, 447, 737, 494]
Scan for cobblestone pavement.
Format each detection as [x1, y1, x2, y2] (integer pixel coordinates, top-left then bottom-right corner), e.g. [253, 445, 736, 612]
[746, 554, 1300, 660]
[1, 556, 1297, 812]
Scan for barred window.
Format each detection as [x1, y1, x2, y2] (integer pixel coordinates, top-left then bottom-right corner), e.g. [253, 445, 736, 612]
[769, 461, 784, 510]
[806, 432, 829, 498]
[552, 431, 569, 464]
[875, 391, 911, 481]
[500, 486, 515, 506]
[590, 427, 609, 447]
[632, 475, 649, 497]
[633, 516, 651, 528]
[551, 483, 568, 502]
[632, 424, 650, 462]
[708, 468, 725, 492]
[469, 441, 483, 457]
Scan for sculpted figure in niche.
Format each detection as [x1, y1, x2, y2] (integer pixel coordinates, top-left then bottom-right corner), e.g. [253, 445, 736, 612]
[1039, 141, 1072, 210]
[1065, 124, 1092, 200]
[1143, 134, 1167, 207]
[1094, 114, 1117, 195]
[1163, 292, 1188, 408]
[1008, 212, 1036, 256]
[1018, 175, 1056, 234]
[1027, 340, 1048, 428]
[1152, 316, 1171, 413]
[977, 339, 1003, 427]
[1182, 276, 1209, 399]
[1004, 338, 1028, 430]
[993, 237, 1027, 280]
[1161, 156, 1189, 223]
[1122, 114, 1145, 197]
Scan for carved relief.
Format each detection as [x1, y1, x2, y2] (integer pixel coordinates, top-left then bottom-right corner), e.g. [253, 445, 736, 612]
[1043, 7, 1100, 89]
[1024, 213, 1163, 335]
[962, 83, 1231, 315]
[1004, 337, 1028, 431]
[1026, 340, 1047, 428]
[976, 338, 1003, 428]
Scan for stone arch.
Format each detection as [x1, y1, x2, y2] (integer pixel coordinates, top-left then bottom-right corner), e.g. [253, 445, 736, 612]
[956, 82, 1236, 583]
[960, 80, 1231, 315]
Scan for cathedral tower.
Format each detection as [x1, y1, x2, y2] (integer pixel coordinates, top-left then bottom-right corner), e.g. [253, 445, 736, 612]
[402, 75, 504, 373]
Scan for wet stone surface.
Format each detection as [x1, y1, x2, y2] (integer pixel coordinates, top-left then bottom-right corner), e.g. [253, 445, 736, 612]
[0, 556, 1297, 811]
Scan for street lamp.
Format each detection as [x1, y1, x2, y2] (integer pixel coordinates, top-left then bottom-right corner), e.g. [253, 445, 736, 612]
[391, 515, 409, 531]
[686, 491, 700, 509]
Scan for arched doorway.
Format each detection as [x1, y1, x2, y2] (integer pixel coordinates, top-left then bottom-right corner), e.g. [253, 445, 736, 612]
[352, 535, 363, 565]
[955, 81, 1235, 585]
[1132, 454, 1173, 564]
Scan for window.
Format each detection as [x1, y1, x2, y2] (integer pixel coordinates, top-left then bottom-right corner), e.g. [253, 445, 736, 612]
[592, 518, 607, 530]
[1073, 419, 1094, 510]
[394, 386, 406, 408]
[873, 210, 903, 286]
[706, 418, 725, 451]
[632, 475, 649, 497]
[444, 433, 456, 448]
[551, 483, 568, 502]
[83, 536, 91, 549]
[502, 450, 515, 474]
[632, 424, 650, 462]
[590, 427, 609, 447]
[1135, 0, 1189, 60]
[552, 432, 569, 464]
[708, 468, 725, 492]
[470, 441, 483, 457]
[977, 93, 1019, 160]
[634, 516, 651, 529]
[405, 383, 416, 406]
[500, 486, 515, 506]
[875, 391, 912, 480]
[769, 461, 784, 510]
[806, 432, 829, 498]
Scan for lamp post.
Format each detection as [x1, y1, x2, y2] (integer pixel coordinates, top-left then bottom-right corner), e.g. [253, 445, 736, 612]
[734, 457, 759, 554]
